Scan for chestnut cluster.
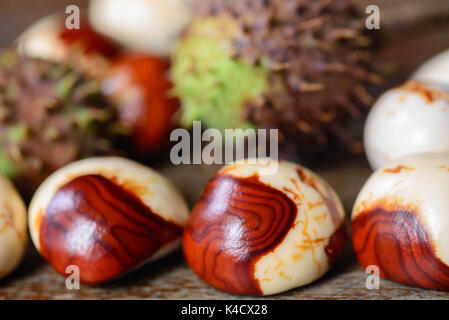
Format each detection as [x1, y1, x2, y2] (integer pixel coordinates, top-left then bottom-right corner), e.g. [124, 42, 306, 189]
[4, 152, 449, 294]
[0, 156, 347, 295]
[2, 0, 194, 283]
[19, 13, 181, 152]
[3, 0, 449, 297]
[352, 49, 449, 291]
[2, 3, 186, 199]
[0, 0, 350, 293]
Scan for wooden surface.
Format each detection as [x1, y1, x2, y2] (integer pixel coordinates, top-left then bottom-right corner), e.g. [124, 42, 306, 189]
[0, 157, 449, 300]
[1, 0, 449, 300]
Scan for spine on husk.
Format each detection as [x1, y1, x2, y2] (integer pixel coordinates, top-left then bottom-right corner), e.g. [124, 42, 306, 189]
[0, 50, 129, 198]
[172, 0, 383, 157]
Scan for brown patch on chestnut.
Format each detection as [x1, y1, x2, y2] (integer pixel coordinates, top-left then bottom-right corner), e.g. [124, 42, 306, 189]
[182, 173, 297, 295]
[401, 81, 449, 104]
[325, 223, 347, 268]
[352, 201, 449, 290]
[39, 174, 182, 285]
[383, 165, 415, 174]
[107, 55, 180, 155]
[58, 18, 120, 57]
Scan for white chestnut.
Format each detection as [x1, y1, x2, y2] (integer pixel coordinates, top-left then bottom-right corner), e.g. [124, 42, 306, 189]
[183, 158, 346, 295]
[88, 0, 193, 56]
[16, 13, 120, 76]
[364, 81, 449, 170]
[412, 49, 449, 86]
[0, 175, 27, 280]
[352, 152, 449, 290]
[17, 14, 68, 62]
[29, 157, 189, 284]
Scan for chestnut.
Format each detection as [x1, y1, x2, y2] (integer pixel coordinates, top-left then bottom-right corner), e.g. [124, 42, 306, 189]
[29, 157, 189, 285]
[352, 152, 449, 290]
[413, 49, 449, 86]
[102, 54, 179, 155]
[17, 14, 120, 77]
[364, 81, 449, 170]
[183, 159, 346, 295]
[0, 175, 27, 280]
[88, 0, 193, 56]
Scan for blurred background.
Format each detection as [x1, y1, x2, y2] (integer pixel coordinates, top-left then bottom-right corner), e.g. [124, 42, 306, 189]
[1, 0, 448, 40]
[0, 0, 89, 48]
[1, 0, 449, 300]
[1, 0, 449, 74]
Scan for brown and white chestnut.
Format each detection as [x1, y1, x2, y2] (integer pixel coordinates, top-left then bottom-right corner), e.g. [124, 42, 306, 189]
[17, 14, 120, 61]
[0, 176, 27, 280]
[183, 159, 346, 295]
[29, 157, 189, 285]
[352, 152, 449, 290]
[102, 54, 180, 155]
[16, 14, 121, 77]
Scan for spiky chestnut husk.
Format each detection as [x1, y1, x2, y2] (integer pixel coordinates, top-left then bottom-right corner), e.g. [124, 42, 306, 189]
[0, 51, 130, 198]
[172, 0, 381, 154]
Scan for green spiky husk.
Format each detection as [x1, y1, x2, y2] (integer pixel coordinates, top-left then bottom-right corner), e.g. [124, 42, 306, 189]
[172, 0, 381, 154]
[0, 50, 130, 197]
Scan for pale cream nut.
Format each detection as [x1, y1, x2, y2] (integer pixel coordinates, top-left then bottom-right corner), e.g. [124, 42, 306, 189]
[364, 81, 449, 170]
[89, 0, 193, 56]
[0, 176, 27, 280]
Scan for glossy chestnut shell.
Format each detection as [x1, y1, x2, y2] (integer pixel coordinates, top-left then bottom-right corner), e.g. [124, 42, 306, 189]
[352, 153, 449, 290]
[183, 159, 346, 295]
[29, 157, 189, 284]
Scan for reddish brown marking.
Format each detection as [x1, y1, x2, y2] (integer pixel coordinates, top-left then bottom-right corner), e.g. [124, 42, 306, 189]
[0, 209, 24, 240]
[39, 175, 182, 285]
[352, 206, 449, 290]
[400, 81, 449, 104]
[58, 19, 120, 57]
[107, 55, 179, 155]
[183, 174, 297, 295]
[297, 168, 341, 226]
[383, 165, 415, 174]
[325, 223, 347, 268]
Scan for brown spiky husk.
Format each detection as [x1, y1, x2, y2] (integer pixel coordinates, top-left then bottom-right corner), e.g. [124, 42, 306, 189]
[193, 0, 380, 154]
[0, 51, 129, 197]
